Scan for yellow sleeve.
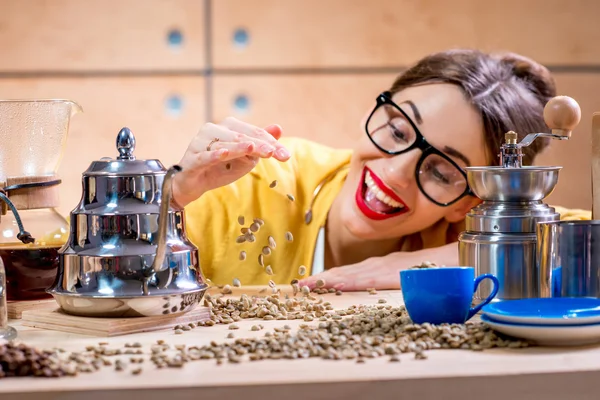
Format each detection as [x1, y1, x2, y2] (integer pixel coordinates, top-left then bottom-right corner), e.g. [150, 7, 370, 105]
[552, 205, 592, 221]
[182, 137, 352, 286]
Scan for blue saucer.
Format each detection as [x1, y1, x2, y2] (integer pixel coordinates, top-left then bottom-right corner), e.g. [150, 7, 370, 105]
[481, 298, 600, 326]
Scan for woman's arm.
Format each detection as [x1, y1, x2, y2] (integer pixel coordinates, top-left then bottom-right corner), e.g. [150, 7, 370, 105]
[299, 242, 459, 291]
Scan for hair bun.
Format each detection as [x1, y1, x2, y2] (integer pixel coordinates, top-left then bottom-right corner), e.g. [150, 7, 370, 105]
[496, 52, 557, 99]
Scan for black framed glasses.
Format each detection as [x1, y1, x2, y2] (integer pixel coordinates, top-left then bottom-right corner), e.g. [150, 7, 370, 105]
[365, 91, 474, 207]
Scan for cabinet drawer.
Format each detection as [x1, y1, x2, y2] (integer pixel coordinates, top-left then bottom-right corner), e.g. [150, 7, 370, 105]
[0, 0, 205, 72]
[212, 0, 600, 69]
[0, 76, 206, 216]
[212, 73, 395, 149]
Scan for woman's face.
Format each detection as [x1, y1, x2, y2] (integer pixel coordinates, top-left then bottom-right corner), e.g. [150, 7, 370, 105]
[337, 83, 488, 240]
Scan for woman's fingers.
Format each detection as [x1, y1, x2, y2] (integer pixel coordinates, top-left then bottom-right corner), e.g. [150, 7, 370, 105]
[300, 268, 349, 290]
[221, 117, 290, 161]
[197, 123, 275, 158]
[265, 124, 283, 140]
[192, 142, 261, 168]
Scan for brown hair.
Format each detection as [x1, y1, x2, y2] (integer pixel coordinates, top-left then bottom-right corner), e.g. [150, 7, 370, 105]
[389, 49, 557, 166]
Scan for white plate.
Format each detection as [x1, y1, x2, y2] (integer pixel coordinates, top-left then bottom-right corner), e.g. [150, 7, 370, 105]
[481, 315, 600, 346]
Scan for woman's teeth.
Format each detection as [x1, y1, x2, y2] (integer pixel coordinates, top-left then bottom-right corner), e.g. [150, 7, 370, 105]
[364, 171, 404, 209]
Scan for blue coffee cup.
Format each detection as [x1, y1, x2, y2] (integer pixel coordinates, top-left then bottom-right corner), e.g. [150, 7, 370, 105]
[399, 267, 499, 325]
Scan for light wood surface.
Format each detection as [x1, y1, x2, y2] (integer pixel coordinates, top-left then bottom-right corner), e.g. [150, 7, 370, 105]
[212, 0, 600, 69]
[3, 289, 600, 399]
[0, 76, 206, 217]
[0, 0, 206, 72]
[7, 299, 55, 320]
[21, 306, 211, 337]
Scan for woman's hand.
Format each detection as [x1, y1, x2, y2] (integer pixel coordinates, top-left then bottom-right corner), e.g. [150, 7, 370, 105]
[172, 117, 290, 208]
[299, 243, 459, 291]
[299, 256, 401, 292]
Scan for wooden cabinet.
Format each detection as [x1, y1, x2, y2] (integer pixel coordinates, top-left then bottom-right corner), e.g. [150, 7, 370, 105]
[212, 72, 600, 210]
[212, 0, 600, 69]
[0, 0, 596, 210]
[0, 0, 206, 72]
[0, 77, 206, 216]
[537, 74, 600, 210]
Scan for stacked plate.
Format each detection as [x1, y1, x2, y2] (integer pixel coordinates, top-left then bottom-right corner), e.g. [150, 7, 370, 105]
[480, 298, 600, 346]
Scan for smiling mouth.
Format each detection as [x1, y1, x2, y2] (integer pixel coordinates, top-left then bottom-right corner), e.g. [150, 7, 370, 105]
[355, 167, 410, 220]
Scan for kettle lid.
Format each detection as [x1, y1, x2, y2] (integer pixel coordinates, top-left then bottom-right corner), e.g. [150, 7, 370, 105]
[83, 127, 166, 176]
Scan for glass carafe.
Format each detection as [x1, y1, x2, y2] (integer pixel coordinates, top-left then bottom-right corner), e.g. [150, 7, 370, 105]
[0, 100, 81, 301]
[0, 257, 17, 340]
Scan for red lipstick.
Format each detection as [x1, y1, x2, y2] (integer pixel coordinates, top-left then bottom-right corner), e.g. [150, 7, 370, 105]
[354, 166, 410, 220]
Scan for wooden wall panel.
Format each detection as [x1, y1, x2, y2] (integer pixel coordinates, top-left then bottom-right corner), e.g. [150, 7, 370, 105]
[213, 73, 598, 210]
[537, 74, 600, 211]
[211, 74, 395, 149]
[0, 0, 205, 72]
[212, 0, 600, 69]
[0, 77, 206, 216]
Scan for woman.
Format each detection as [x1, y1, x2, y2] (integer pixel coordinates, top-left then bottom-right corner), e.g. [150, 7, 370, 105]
[171, 49, 590, 291]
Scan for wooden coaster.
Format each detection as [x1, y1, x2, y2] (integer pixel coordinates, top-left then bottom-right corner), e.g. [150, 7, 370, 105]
[7, 299, 56, 319]
[20, 306, 211, 337]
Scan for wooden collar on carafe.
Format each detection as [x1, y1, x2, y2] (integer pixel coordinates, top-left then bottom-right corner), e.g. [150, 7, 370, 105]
[0, 175, 61, 216]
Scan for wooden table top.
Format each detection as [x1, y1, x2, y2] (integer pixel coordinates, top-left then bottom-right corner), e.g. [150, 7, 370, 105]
[2, 288, 600, 400]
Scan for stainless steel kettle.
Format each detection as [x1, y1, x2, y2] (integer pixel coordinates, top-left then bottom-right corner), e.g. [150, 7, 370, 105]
[47, 127, 208, 317]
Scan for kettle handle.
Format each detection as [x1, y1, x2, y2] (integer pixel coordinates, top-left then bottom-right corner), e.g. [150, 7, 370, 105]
[146, 165, 182, 290]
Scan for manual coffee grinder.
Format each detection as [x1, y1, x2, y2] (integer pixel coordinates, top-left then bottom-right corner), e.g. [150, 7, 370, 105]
[458, 95, 582, 303]
[0, 99, 81, 301]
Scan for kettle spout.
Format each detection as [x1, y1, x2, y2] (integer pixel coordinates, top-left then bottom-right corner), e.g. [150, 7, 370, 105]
[150, 165, 182, 274]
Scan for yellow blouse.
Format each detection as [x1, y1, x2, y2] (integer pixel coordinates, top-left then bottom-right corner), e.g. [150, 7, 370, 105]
[183, 137, 591, 286]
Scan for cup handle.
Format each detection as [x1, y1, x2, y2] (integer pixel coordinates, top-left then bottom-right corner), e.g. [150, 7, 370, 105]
[467, 274, 500, 319]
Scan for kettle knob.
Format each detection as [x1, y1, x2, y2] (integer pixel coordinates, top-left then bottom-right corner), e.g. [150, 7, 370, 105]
[543, 96, 581, 137]
[116, 127, 136, 160]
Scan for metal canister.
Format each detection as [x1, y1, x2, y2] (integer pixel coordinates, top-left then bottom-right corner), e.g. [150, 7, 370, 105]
[458, 201, 559, 302]
[537, 220, 600, 298]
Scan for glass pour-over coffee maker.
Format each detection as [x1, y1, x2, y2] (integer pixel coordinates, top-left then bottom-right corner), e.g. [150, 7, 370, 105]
[0, 100, 81, 301]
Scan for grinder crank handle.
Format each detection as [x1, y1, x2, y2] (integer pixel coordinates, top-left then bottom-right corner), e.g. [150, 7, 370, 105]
[592, 113, 600, 219]
[519, 96, 582, 147]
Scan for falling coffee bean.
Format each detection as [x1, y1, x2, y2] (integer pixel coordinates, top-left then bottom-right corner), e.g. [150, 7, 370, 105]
[262, 246, 271, 256]
[298, 265, 307, 276]
[236, 235, 246, 244]
[287, 194, 295, 202]
[250, 222, 260, 233]
[265, 265, 274, 275]
[254, 218, 265, 226]
[258, 254, 264, 267]
[239, 251, 247, 261]
[269, 180, 278, 188]
[232, 278, 241, 287]
[285, 232, 293, 242]
[268, 235, 276, 249]
[238, 216, 245, 226]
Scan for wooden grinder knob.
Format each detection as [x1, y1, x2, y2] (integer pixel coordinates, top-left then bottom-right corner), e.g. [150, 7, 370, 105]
[543, 95, 581, 137]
